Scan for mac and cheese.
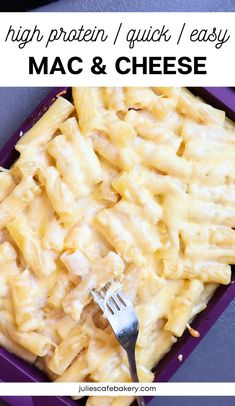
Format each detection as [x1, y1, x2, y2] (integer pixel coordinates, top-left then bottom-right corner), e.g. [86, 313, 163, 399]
[0, 87, 234, 406]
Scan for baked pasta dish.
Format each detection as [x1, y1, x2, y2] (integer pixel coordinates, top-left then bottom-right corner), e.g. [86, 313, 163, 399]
[0, 87, 234, 405]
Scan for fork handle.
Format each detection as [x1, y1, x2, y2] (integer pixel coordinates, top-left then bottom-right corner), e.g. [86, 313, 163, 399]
[127, 347, 146, 406]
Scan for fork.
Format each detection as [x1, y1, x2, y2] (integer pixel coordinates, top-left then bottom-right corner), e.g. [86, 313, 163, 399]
[91, 282, 146, 406]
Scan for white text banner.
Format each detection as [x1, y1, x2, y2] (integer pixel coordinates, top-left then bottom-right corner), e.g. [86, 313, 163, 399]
[0, 12, 234, 86]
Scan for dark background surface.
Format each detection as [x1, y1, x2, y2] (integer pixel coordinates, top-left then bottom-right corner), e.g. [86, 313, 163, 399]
[1, 0, 235, 12]
[0, 1, 235, 406]
[35, 0, 235, 12]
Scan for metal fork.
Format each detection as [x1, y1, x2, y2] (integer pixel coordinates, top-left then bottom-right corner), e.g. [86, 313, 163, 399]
[91, 282, 146, 406]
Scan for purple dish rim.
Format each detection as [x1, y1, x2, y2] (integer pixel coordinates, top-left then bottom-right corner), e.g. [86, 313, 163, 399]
[0, 86, 235, 406]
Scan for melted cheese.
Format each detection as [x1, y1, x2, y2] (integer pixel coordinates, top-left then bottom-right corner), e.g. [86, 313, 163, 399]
[0, 87, 233, 406]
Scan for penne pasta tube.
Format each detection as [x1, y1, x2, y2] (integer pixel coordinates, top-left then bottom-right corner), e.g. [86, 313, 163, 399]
[165, 279, 204, 337]
[72, 87, 104, 134]
[10, 269, 43, 331]
[0, 170, 15, 202]
[7, 214, 56, 277]
[0, 176, 40, 229]
[18, 96, 74, 146]
[47, 325, 89, 375]
[55, 352, 89, 382]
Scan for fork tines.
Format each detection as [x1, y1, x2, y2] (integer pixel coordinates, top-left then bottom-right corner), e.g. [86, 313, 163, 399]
[91, 282, 129, 316]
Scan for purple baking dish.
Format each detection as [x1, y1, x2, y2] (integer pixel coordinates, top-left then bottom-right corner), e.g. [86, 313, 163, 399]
[0, 87, 235, 406]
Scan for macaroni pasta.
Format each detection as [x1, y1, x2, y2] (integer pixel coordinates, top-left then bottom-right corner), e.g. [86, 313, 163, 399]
[0, 87, 234, 405]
